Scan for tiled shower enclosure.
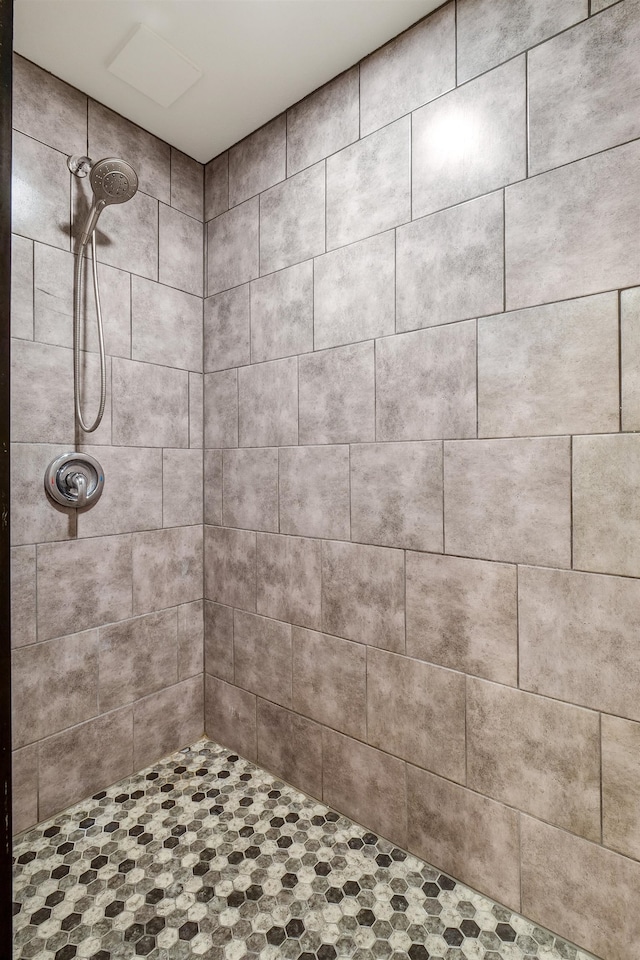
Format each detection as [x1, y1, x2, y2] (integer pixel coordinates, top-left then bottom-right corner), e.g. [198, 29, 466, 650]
[10, 1, 640, 958]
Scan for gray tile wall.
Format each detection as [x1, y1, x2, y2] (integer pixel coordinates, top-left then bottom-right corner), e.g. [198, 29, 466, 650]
[202, 3, 640, 957]
[11, 55, 204, 832]
[11, 0, 640, 953]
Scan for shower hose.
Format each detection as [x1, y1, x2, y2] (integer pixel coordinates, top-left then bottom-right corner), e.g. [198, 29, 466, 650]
[73, 231, 107, 433]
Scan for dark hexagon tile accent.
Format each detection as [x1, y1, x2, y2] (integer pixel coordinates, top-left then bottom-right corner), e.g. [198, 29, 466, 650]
[13, 739, 596, 960]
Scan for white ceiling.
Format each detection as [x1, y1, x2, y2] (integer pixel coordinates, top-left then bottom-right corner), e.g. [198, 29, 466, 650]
[14, 0, 441, 164]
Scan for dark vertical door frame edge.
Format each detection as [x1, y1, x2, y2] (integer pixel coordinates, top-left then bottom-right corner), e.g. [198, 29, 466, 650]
[0, 0, 12, 950]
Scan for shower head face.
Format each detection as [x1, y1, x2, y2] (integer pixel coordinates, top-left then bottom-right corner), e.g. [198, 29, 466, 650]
[79, 157, 139, 245]
[89, 157, 138, 205]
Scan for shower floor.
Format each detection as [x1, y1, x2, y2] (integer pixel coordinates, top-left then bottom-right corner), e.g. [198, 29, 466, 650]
[13, 740, 596, 960]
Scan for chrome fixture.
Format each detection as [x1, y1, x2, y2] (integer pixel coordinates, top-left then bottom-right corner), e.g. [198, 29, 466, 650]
[69, 154, 138, 433]
[44, 452, 104, 509]
[80, 157, 139, 244]
[67, 154, 92, 178]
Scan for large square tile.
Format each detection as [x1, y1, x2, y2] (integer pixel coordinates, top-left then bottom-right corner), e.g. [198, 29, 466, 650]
[602, 715, 640, 861]
[279, 445, 350, 540]
[234, 610, 292, 708]
[12, 132, 70, 250]
[478, 293, 619, 437]
[376, 322, 477, 441]
[12, 630, 98, 748]
[298, 342, 374, 444]
[112, 358, 189, 447]
[250, 260, 313, 362]
[204, 525, 256, 612]
[37, 534, 132, 641]
[229, 115, 286, 206]
[292, 627, 366, 739]
[573, 434, 640, 577]
[323, 729, 407, 848]
[408, 766, 520, 911]
[259, 163, 325, 274]
[326, 118, 410, 250]
[204, 369, 238, 448]
[287, 67, 359, 175]
[222, 447, 279, 533]
[406, 552, 517, 685]
[131, 277, 202, 370]
[350, 441, 443, 551]
[521, 816, 640, 960]
[204, 284, 250, 372]
[467, 679, 600, 840]
[519, 565, 640, 721]
[159, 203, 204, 297]
[456, 0, 587, 82]
[321, 540, 404, 652]
[360, 5, 454, 136]
[132, 525, 203, 615]
[207, 198, 259, 296]
[133, 675, 203, 770]
[529, 2, 640, 174]
[314, 231, 395, 350]
[396, 191, 503, 331]
[99, 609, 178, 711]
[238, 357, 298, 447]
[13, 54, 87, 155]
[621, 286, 640, 430]
[412, 58, 526, 218]
[256, 533, 321, 630]
[444, 437, 571, 566]
[505, 139, 640, 309]
[368, 649, 465, 782]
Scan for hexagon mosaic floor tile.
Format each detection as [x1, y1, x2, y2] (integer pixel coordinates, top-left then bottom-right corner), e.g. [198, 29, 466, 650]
[13, 739, 597, 960]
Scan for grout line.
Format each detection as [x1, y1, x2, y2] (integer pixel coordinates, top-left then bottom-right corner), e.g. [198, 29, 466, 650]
[409, 114, 413, 223]
[475, 319, 479, 439]
[599, 711, 604, 844]
[285, 106, 289, 179]
[569, 436, 574, 569]
[364, 645, 368, 744]
[357, 63, 361, 141]
[525, 51, 530, 179]
[373, 339, 377, 441]
[311, 258, 315, 353]
[347, 443, 352, 543]
[402, 549, 407, 654]
[618, 288, 623, 431]
[324, 160, 327, 254]
[502, 189, 506, 312]
[296, 355, 300, 445]
[393, 229, 397, 335]
[517, 813, 523, 913]
[441, 441, 446, 553]
[29, 238, 35, 341]
[463, 673, 468, 786]
[515, 565, 520, 688]
[454, 0, 458, 86]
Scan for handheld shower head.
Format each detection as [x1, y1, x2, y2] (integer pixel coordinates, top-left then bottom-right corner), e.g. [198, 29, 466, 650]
[80, 157, 138, 245]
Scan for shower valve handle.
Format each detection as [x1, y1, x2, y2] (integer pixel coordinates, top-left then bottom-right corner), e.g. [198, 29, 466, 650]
[69, 472, 88, 508]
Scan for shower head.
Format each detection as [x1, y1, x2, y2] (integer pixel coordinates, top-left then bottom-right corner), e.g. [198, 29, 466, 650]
[80, 157, 138, 245]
